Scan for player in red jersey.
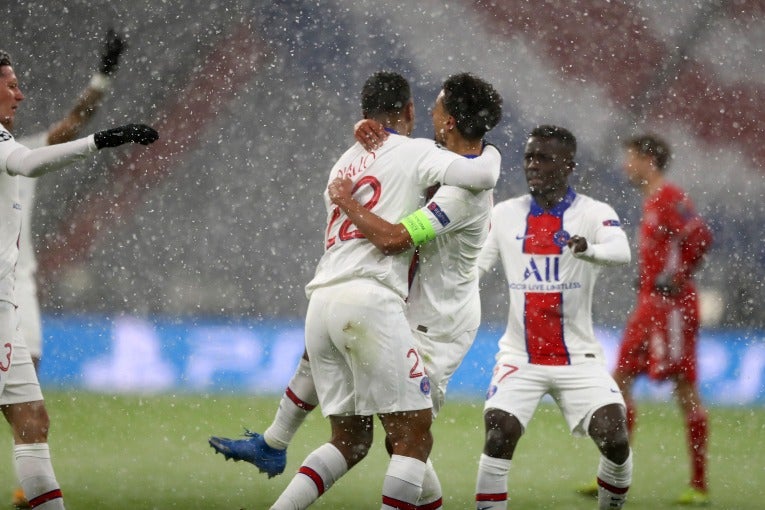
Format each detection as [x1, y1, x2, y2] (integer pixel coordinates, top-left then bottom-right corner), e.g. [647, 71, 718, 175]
[614, 134, 712, 506]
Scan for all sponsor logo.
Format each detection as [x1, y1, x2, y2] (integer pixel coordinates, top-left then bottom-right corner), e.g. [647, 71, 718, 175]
[0, 131, 12, 142]
[523, 256, 560, 282]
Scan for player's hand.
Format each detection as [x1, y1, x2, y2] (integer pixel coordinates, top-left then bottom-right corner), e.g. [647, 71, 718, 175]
[94, 124, 159, 149]
[354, 119, 388, 151]
[100, 28, 127, 75]
[328, 177, 354, 205]
[567, 235, 588, 254]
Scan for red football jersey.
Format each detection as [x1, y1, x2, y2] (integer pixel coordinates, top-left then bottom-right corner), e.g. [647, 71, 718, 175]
[637, 182, 712, 299]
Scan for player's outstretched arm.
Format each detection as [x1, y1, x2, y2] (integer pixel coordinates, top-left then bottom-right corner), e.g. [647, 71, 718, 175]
[328, 176, 413, 255]
[47, 28, 127, 145]
[442, 143, 501, 191]
[6, 124, 158, 178]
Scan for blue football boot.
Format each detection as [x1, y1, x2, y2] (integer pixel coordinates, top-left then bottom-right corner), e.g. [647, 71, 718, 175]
[209, 429, 286, 478]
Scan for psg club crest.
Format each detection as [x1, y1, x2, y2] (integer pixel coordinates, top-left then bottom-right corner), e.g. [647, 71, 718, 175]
[553, 229, 570, 247]
[420, 376, 431, 396]
[486, 385, 498, 400]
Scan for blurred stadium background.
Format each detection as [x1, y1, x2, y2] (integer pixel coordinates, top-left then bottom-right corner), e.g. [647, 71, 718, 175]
[1, 1, 763, 399]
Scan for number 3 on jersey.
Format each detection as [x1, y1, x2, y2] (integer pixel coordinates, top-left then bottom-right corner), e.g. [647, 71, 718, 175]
[325, 176, 382, 249]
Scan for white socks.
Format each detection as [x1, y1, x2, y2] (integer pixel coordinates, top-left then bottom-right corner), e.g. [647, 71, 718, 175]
[597, 451, 632, 510]
[417, 458, 443, 509]
[382, 455, 427, 509]
[264, 358, 319, 449]
[475, 453, 511, 510]
[270, 443, 347, 510]
[14, 444, 64, 509]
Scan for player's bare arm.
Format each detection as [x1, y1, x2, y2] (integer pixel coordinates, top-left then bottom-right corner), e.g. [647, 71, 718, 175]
[328, 176, 413, 255]
[47, 29, 127, 145]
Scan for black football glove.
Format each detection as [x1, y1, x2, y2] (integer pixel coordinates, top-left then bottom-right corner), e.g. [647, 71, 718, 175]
[94, 124, 159, 149]
[100, 28, 127, 75]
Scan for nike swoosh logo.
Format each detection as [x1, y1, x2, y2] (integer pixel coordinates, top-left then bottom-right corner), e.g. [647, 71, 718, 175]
[515, 234, 534, 240]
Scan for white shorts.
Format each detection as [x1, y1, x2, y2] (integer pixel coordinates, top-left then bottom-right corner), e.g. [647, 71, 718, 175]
[305, 280, 432, 417]
[15, 275, 42, 359]
[484, 357, 625, 437]
[0, 302, 43, 405]
[415, 328, 476, 417]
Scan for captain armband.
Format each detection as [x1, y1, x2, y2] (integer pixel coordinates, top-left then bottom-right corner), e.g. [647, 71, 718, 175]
[401, 210, 436, 246]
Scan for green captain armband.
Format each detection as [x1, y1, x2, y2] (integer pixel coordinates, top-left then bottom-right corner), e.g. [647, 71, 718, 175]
[401, 209, 436, 246]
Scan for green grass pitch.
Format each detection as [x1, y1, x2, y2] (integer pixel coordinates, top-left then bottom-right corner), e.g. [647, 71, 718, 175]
[1, 391, 763, 509]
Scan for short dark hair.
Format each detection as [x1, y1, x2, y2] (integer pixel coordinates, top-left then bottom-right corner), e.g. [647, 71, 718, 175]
[0, 51, 12, 68]
[442, 73, 503, 140]
[361, 71, 411, 118]
[529, 125, 577, 158]
[624, 134, 671, 171]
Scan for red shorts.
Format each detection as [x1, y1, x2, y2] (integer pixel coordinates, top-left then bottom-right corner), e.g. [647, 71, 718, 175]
[617, 292, 699, 382]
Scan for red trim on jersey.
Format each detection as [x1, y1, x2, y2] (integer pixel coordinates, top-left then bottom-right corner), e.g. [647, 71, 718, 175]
[285, 387, 316, 411]
[28, 489, 63, 508]
[476, 492, 508, 502]
[299, 466, 325, 495]
[522, 204, 570, 365]
[597, 477, 630, 494]
[382, 496, 418, 509]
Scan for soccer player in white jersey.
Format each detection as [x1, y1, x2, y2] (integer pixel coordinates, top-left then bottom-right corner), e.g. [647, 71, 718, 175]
[253, 71, 500, 510]
[0, 50, 157, 510]
[11, 29, 127, 509]
[327, 73, 502, 509]
[474, 125, 633, 510]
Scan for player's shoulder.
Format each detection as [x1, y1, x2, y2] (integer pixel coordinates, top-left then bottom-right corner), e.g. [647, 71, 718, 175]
[573, 192, 616, 211]
[402, 136, 458, 156]
[494, 194, 532, 212]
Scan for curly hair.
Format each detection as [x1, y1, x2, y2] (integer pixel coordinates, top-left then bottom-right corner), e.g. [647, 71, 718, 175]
[442, 73, 502, 140]
[361, 71, 411, 118]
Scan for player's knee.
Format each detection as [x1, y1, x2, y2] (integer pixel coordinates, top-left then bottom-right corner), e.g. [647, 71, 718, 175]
[590, 405, 630, 464]
[10, 401, 50, 443]
[483, 410, 522, 459]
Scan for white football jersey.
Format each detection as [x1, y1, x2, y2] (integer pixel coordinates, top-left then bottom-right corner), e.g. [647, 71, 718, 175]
[407, 184, 492, 338]
[478, 188, 630, 365]
[0, 125, 25, 304]
[15, 131, 46, 279]
[306, 134, 464, 300]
